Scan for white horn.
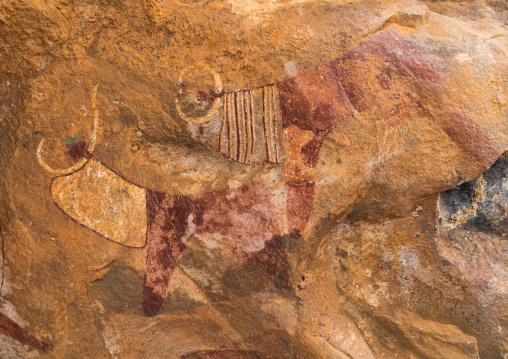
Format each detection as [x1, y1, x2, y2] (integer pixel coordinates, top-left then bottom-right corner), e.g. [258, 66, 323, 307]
[37, 84, 100, 176]
[175, 64, 222, 124]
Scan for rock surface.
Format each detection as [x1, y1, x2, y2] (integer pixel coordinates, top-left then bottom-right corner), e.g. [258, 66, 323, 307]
[0, 0, 507, 358]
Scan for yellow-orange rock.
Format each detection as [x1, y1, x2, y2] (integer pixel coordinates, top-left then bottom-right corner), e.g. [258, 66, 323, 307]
[0, 0, 507, 358]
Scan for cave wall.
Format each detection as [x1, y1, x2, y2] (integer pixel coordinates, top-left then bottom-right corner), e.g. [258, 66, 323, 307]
[0, 0, 507, 358]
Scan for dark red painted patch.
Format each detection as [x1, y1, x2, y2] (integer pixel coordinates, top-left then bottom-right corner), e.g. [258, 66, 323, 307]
[181, 349, 272, 359]
[331, 42, 425, 128]
[143, 191, 197, 317]
[331, 29, 497, 165]
[67, 141, 91, 160]
[196, 90, 221, 103]
[343, 30, 431, 75]
[286, 183, 315, 238]
[300, 137, 323, 168]
[143, 182, 287, 316]
[196, 182, 283, 255]
[277, 64, 350, 137]
[0, 312, 52, 351]
[329, 60, 369, 113]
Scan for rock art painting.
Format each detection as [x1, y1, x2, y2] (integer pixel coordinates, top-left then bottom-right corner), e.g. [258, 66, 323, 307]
[188, 30, 499, 173]
[39, 32, 500, 319]
[0, 228, 52, 351]
[38, 86, 290, 317]
[3, 1, 501, 353]
[180, 349, 272, 358]
[46, 144, 289, 317]
[180, 30, 500, 235]
[0, 312, 52, 351]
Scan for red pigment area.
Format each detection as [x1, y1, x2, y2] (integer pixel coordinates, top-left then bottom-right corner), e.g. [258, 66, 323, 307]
[286, 183, 315, 238]
[240, 235, 289, 289]
[300, 137, 323, 168]
[331, 29, 496, 167]
[331, 40, 426, 128]
[181, 350, 272, 359]
[143, 181, 287, 316]
[444, 109, 499, 167]
[277, 29, 495, 171]
[143, 191, 195, 317]
[0, 312, 52, 351]
[277, 63, 350, 137]
[67, 141, 91, 159]
[197, 181, 283, 254]
[196, 90, 221, 103]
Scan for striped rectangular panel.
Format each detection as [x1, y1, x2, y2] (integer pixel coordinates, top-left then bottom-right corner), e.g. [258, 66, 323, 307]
[219, 85, 284, 164]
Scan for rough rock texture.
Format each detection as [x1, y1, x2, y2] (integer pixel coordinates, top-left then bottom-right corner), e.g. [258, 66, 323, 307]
[0, 0, 507, 358]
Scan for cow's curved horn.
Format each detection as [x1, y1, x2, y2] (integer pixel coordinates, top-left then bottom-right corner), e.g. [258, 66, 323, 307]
[175, 64, 222, 124]
[37, 84, 100, 176]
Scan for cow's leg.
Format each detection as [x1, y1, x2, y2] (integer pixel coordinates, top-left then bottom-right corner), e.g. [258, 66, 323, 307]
[286, 183, 315, 238]
[0, 312, 52, 351]
[243, 235, 289, 289]
[143, 191, 195, 317]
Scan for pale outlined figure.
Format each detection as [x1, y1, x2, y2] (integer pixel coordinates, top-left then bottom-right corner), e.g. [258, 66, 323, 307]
[50, 159, 148, 248]
[37, 85, 100, 176]
[175, 64, 223, 125]
[37, 85, 147, 248]
[37, 86, 290, 317]
[176, 31, 501, 237]
[38, 30, 503, 320]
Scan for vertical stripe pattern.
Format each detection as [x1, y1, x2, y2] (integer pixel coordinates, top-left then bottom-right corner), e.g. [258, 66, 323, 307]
[220, 85, 283, 164]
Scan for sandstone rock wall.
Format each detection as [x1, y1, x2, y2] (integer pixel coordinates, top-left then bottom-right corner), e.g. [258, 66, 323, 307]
[0, 0, 507, 358]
